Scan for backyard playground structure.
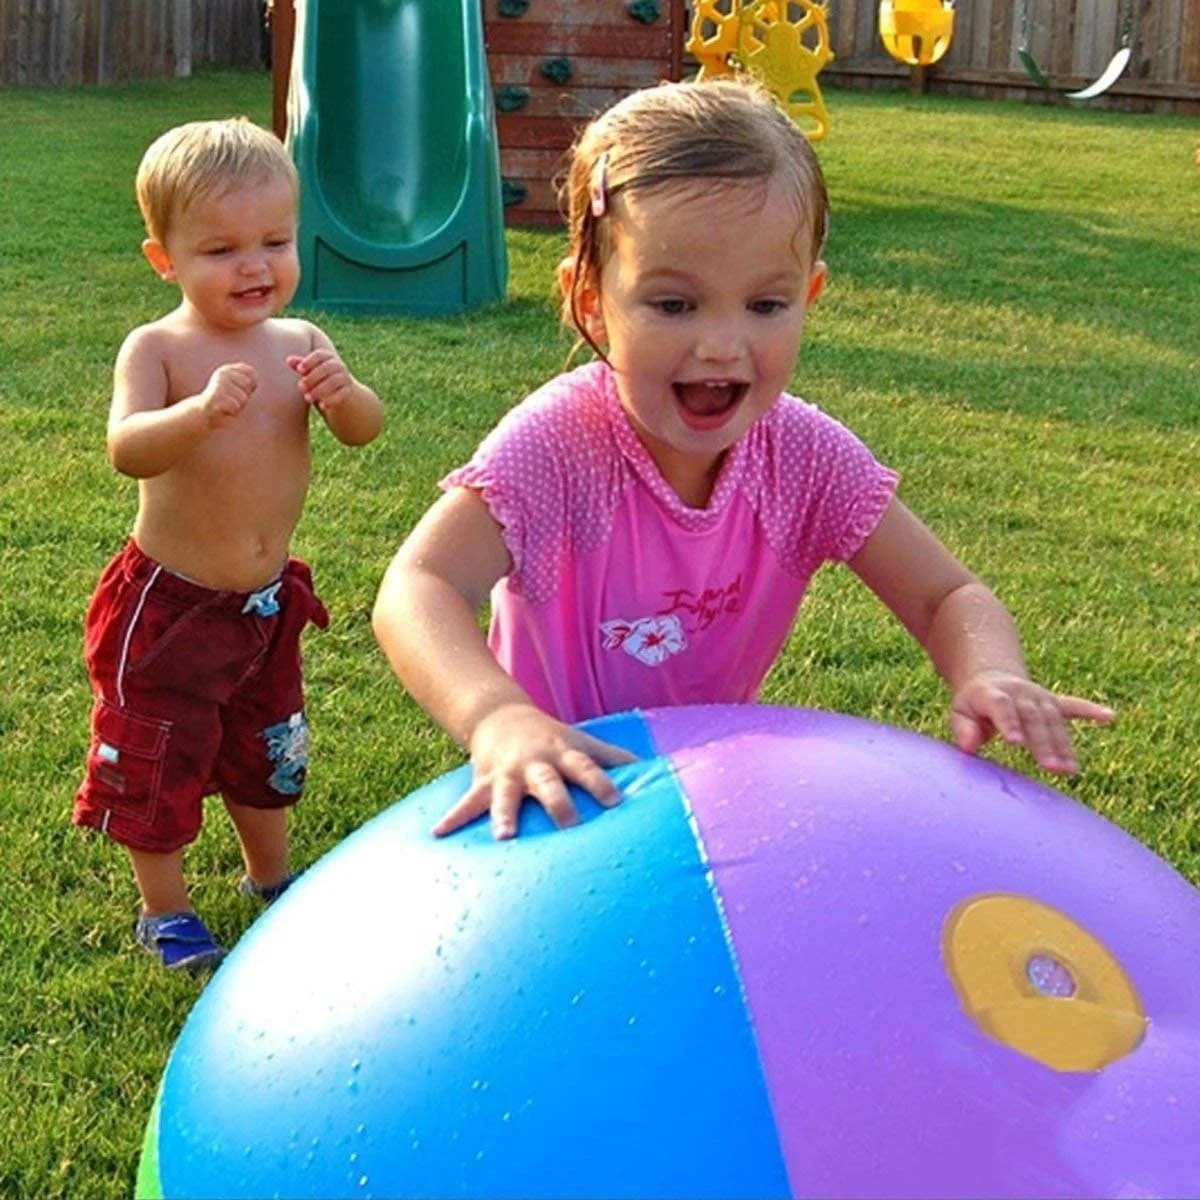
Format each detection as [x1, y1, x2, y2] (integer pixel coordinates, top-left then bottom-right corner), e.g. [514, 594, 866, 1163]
[137, 706, 1200, 1198]
[7, 0, 1194, 105]
[285, 0, 508, 315]
[267, 0, 1190, 313]
[265, 0, 1197, 239]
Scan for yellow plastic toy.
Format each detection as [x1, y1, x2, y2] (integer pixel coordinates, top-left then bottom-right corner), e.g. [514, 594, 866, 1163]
[689, 0, 749, 81]
[878, 0, 955, 67]
[686, 1, 835, 142]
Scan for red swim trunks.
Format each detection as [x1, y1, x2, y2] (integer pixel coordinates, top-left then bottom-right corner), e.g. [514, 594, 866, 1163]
[73, 542, 329, 853]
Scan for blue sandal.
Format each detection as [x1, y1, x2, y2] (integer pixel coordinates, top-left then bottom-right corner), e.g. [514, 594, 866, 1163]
[237, 872, 299, 905]
[135, 911, 226, 972]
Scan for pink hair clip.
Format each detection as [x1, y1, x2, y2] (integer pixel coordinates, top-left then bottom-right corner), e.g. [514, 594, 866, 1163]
[590, 151, 609, 219]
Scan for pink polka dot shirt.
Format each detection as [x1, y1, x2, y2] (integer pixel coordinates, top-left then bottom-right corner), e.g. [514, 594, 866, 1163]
[442, 361, 899, 724]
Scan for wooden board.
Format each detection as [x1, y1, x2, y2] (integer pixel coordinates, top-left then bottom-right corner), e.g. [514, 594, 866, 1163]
[989, 0, 1014, 70]
[488, 50, 669, 88]
[486, 22, 674, 58]
[495, 84, 640, 118]
[485, 0, 684, 226]
[854, 0, 877, 63]
[1050, 0, 1075, 75]
[947, 0, 974, 68]
[1180, 0, 1200, 83]
[500, 146, 571, 177]
[496, 112, 584, 148]
[831, 0, 860, 61]
[970, 0, 995, 67]
[1158, 0, 1184, 79]
[501, 176, 564, 216]
[485, 0, 671, 26]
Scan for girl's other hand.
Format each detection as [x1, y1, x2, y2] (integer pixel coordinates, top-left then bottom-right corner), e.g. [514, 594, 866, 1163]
[950, 670, 1115, 775]
[434, 704, 638, 840]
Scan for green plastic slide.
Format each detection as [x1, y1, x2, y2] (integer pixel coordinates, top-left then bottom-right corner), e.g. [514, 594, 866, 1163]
[287, 0, 508, 316]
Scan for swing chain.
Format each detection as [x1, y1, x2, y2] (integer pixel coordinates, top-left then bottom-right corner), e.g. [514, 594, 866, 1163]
[1118, 0, 1134, 48]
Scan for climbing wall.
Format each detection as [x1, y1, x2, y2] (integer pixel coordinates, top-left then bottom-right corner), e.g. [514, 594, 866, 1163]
[482, 0, 686, 227]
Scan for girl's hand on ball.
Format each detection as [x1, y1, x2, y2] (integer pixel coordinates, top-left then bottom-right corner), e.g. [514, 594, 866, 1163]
[434, 703, 637, 840]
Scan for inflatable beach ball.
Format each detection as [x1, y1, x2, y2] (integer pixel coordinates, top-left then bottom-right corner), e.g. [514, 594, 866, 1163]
[138, 705, 1200, 1199]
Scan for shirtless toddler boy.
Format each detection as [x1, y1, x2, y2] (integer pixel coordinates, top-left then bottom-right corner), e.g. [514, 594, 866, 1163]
[74, 117, 384, 971]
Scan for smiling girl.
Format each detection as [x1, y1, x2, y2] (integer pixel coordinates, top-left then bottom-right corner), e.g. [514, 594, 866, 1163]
[373, 79, 1111, 840]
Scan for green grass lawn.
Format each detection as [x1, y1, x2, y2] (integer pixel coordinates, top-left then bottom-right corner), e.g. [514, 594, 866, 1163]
[1, 69, 1197, 1197]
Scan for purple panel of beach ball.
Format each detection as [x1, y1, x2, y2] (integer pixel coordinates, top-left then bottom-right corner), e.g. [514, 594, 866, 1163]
[644, 705, 1200, 1200]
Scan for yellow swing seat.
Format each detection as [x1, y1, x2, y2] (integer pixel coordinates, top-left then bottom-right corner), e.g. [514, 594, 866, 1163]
[879, 0, 955, 66]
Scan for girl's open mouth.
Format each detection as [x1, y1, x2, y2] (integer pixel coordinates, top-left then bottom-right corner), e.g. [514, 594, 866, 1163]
[233, 286, 273, 302]
[673, 381, 748, 431]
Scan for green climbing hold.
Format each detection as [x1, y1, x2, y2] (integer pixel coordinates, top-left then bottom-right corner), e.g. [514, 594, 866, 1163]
[540, 56, 573, 85]
[502, 179, 529, 207]
[495, 85, 530, 112]
[496, 0, 530, 18]
[626, 0, 661, 23]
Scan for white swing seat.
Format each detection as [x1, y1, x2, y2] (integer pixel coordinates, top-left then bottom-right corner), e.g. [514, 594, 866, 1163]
[1066, 45, 1131, 100]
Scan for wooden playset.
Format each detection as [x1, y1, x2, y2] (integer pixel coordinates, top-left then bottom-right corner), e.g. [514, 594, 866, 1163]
[482, 0, 687, 226]
[263, 0, 1169, 237]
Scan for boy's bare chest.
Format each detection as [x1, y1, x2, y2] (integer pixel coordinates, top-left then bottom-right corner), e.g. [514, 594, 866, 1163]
[169, 350, 309, 439]
[165, 350, 311, 485]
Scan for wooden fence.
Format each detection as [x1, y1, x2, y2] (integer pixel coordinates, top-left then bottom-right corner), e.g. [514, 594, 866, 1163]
[820, 0, 1199, 112]
[2, 0, 1196, 113]
[0, 0, 265, 86]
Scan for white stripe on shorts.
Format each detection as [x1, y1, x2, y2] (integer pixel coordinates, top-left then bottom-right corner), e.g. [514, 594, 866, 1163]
[115, 564, 163, 708]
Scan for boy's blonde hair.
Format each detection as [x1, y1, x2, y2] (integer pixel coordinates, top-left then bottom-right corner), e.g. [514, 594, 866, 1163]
[559, 78, 829, 348]
[136, 116, 298, 244]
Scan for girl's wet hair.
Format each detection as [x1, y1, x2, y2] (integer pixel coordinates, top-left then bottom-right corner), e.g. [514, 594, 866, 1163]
[557, 77, 830, 353]
[136, 117, 298, 244]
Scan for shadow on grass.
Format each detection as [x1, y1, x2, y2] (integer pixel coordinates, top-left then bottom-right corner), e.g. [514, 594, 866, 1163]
[831, 196, 1199, 363]
[803, 337, 1200, 429]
